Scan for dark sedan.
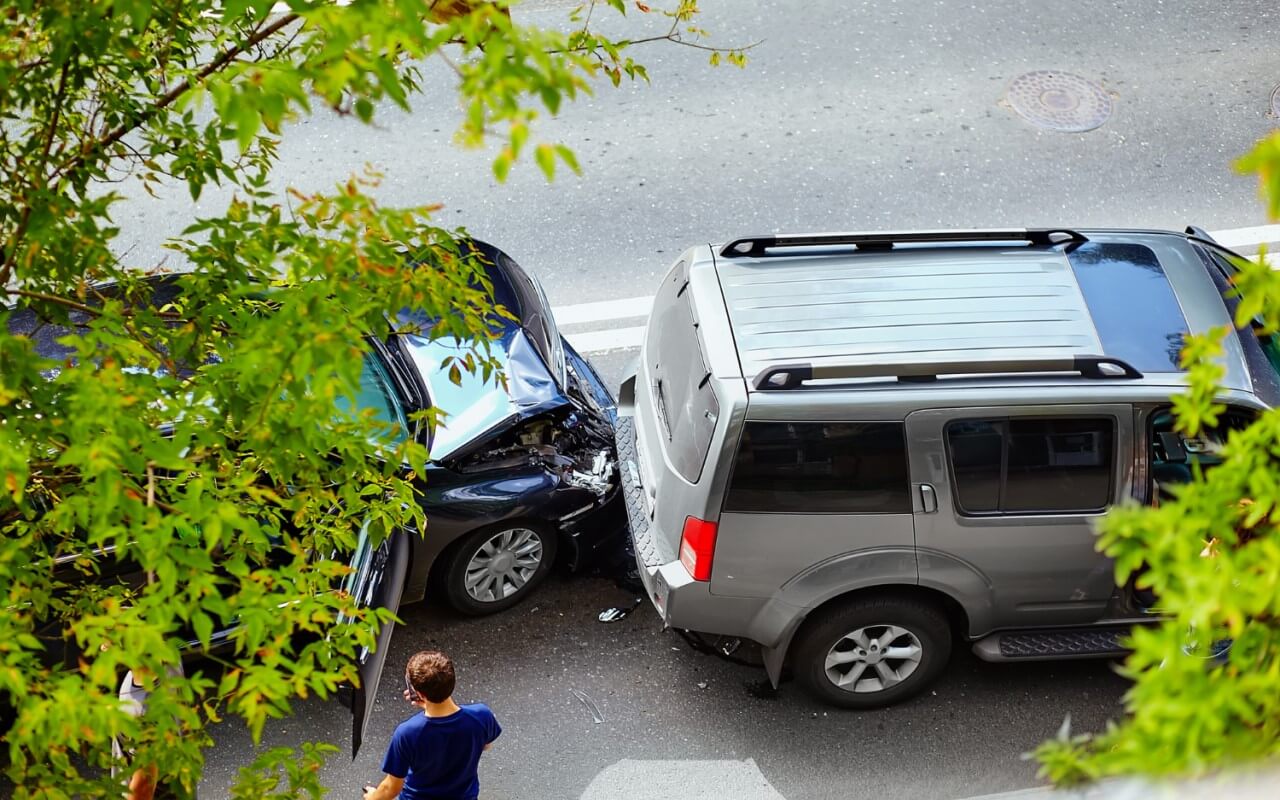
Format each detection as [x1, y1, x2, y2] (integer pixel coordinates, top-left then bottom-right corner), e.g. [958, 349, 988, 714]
[372, 241, 624, 615]
[5, 241, 622, 753]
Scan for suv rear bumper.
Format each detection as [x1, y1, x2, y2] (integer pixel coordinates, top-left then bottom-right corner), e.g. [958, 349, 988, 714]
[615, 413, 777, 641]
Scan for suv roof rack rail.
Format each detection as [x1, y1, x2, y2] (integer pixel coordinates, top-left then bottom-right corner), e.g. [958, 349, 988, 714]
[719, 228, 1089, 259]
[752, 355, 1143, 390]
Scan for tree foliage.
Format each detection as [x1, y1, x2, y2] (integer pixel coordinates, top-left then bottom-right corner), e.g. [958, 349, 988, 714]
[0, 1, 745, 796]
[1036, 132, 1280, 782]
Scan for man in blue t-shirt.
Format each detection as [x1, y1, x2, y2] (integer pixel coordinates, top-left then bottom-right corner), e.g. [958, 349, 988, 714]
[362, 650, 501, 800]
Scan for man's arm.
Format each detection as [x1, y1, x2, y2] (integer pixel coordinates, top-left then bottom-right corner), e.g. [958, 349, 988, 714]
[362, 774, 404, 800]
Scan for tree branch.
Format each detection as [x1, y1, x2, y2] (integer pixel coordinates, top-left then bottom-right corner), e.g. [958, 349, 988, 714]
[547, 32, 762, 56]
[7, 289, 230, 335]
[51, 13, 303, 189]
[0, 57, 73, 287]
[8, 289, 104, 318]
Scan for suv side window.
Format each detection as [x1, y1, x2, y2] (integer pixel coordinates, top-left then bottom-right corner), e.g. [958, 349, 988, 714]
[724, 422, 910, 514]
[946, 417, 1115, 515]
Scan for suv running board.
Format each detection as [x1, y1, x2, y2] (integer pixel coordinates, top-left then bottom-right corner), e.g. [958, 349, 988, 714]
[971, 626, 1133, 662]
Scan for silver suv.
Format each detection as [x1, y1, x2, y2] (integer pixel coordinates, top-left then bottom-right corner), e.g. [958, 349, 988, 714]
[616, 228, 1279, 708]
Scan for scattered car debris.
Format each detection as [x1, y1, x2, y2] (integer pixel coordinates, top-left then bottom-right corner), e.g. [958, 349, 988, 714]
[674, 629, 760, 668]
[597, 597, 642, 623]
[570, 688, 604, 724]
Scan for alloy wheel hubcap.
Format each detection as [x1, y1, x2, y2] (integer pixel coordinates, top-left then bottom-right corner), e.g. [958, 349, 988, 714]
[824, 624, 923, 693]
[464, 528, 543, 603]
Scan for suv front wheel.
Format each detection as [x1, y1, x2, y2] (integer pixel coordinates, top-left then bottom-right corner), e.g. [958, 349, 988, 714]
[793, 596, 952, 709]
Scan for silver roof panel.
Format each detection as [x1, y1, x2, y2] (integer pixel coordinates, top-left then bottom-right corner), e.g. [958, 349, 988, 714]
[716, 246, 1104, 383]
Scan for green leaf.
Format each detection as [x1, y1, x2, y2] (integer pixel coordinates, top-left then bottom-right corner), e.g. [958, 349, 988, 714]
[234, 104, 261, 152]
[540, 86, 563, 115]
[534, 144, 556, 181]
[554, 144, 581, 175]
[192, 613, 213, 648]
[493, 147, 514, 182]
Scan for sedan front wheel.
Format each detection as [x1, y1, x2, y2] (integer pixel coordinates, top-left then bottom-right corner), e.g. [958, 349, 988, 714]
[444, 522, 558, 616]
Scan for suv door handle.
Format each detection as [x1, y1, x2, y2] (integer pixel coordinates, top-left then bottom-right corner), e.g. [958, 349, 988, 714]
[917, 483, 938, 514]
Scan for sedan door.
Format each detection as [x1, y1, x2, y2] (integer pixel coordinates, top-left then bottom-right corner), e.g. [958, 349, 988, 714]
[337, 521, 411, 756]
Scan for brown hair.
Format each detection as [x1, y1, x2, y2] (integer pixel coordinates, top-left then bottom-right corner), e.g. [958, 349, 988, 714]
[406, 650, 456, 703]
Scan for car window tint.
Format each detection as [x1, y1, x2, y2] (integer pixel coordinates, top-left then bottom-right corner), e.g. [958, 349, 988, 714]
[946, 420, 1003, 513]
[725, 422, 910, 513]
[946, 417, 1114, 515]
[1067, 242, 1189, 373]
[335, 353, 410, 447]
[1004, 418, 1113, 512]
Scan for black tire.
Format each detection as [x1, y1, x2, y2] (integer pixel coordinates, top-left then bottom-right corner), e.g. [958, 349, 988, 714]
[793, 595, 952, 709]
[443, 522, 558, 616]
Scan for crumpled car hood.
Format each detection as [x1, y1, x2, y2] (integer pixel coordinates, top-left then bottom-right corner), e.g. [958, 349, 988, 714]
[398, 328, 569, 461]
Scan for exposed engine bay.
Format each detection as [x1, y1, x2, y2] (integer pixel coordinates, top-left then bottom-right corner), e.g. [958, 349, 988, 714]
[453, 408, 619, 498]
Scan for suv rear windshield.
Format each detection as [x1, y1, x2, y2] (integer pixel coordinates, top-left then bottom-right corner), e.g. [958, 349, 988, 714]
[648, 261, 719, 482]
[946, 417, 1115, 515]
[724, 421, 910, 513]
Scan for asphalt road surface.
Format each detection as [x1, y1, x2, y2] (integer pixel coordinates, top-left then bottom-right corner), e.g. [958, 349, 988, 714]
[101, 0, 1280, 796]
[200, 575, 1130, 800]
[114, 0, 1280, 312]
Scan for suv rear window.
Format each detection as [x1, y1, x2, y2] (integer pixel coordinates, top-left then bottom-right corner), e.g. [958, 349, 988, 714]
[648, 261, 719, 482]
[946, 417, 1114, 514]
[724, 422, 910, 513]
[1066, 242, 1189, 373]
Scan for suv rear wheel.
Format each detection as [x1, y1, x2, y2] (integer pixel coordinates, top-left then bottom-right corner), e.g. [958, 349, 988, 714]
[793, 596, 951, 709]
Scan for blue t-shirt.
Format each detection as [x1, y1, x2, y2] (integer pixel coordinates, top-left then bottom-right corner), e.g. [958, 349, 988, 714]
[381, 704, 501, 800]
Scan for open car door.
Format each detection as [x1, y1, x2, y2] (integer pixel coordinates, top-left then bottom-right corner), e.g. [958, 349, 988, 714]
[338, 522, 411, 757]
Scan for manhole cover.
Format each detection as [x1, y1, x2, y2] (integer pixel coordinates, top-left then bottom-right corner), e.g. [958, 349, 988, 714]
[1004, 70, 1112, 132]
[1270, 84, 1280, 119]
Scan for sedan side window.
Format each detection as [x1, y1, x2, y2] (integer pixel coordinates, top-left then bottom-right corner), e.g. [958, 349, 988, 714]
[946, 417, 1115, 515]
[334, 353, 410, 447]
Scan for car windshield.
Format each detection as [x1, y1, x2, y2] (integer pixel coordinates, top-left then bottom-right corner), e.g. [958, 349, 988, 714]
[334, 352, 411, 449]
[399, 334, 520, 461]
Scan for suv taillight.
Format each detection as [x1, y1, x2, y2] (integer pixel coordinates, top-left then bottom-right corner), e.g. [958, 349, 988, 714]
[678, 516, 718, 582]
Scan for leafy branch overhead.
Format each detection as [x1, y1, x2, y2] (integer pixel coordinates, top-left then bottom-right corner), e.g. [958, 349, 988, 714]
[1034, 131, 1280, 783]
[0, 1, 744, 797]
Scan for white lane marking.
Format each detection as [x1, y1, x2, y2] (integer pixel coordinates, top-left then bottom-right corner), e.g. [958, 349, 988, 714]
[580, 759, 786, 800]
[555, 225, 1280, 354]
[1208, 224, 1280, 249]
[554, 295, 653, 326]
[565, 325, 646, 354]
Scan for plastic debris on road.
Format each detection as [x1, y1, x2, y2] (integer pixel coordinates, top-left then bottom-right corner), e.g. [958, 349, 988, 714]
[597, 597, 642, 623]
[571, 688, 604, 724]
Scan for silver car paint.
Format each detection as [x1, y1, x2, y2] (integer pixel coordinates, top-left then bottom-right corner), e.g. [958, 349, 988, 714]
[616, 229, 1268, 686]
